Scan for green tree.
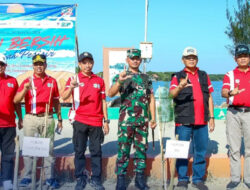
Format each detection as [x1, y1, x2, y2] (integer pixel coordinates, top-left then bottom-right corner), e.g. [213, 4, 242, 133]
[225, 0, 250, 55]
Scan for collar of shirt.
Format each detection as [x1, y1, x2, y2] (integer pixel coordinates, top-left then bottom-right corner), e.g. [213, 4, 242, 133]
[79, 72, 96, 79]
[184, 67, 199, 75]
[234, 66, 250, 74]
[0, 73, 7, 80]
[126, 70, 142, 75]
[32, 73, 50, 84]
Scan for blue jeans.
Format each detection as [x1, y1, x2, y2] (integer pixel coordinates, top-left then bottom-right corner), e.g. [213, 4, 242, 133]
[175, 125, 208, 183]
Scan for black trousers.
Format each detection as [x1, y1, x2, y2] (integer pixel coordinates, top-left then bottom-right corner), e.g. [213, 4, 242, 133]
[73, 121, 104, 181]
[0, 127, 16, 181]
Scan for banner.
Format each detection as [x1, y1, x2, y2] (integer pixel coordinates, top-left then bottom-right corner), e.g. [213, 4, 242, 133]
[103, 47, 132, 95]
[0, 4, 77, 101]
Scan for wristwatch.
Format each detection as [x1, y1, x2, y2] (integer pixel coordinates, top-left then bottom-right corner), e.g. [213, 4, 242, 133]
[104, 119, 110, 124]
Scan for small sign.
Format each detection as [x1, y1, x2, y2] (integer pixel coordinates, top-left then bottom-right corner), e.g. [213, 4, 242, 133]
[164, 140, 190, 159]
[22, 137, 50, 157]
[140, 42, 153, 59]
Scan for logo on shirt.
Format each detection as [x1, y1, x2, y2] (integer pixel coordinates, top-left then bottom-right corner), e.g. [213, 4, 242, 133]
[79, 82, 84, 87]
[93, 83, 100, 89]
[47, 83, 53, 88]
[235, 79, 240, 84]
[7, 83, 14, 88]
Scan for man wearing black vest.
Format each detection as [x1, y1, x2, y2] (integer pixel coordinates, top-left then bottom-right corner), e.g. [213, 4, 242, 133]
[169, 47, 215, 190]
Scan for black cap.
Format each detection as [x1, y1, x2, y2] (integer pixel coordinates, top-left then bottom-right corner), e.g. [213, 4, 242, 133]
[235, 44, 249, 56]
[32, 54, 46, 64]
[78, 52, 93, 62]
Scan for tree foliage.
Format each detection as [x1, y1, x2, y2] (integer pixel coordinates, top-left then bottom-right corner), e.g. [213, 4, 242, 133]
[225, 0, 250, 55]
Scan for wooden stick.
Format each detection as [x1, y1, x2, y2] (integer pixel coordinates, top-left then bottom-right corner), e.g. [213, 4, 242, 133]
[31, 156, 37, 190]
[169, 134, 179, 190]
[39, 81, 54, 190]
[157, 86, 167, 190]
[13, 136, 20, 190]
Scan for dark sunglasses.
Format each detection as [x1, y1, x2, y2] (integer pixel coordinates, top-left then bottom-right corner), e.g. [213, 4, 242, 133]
[0, 62, 6, 66]
[236, 54, 249, 58]
[184, 55, 197, 60]
[33, 62, 46, 66]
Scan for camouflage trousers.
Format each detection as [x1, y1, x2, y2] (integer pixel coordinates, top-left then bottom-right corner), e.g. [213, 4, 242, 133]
[116, 123, 149, 175]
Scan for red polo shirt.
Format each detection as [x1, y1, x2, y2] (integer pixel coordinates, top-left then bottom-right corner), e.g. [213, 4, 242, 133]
[222, 67, 250, 107]
[0, 74, 18, 127]
[65, 72, 106, 127]
[18, 74, 59, 114]
[170, 68, 214, 125]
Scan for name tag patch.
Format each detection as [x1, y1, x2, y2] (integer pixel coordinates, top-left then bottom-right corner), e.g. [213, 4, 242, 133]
[93, 83, 100, 89]
[47, 83, 53, 87]
[7, 83, 14, 88]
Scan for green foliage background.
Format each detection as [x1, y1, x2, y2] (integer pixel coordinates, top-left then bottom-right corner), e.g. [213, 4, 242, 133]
[96, 71, 224, 81]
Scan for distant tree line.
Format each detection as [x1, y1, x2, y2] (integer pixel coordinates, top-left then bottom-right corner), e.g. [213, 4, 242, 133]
[96, 71, 224, 81]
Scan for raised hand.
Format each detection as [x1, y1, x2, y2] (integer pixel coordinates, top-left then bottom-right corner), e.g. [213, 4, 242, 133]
[230, 83, 245, 96]
[119, 65, 132, 82]
[24, 77, 33, 91]
[103, 122, 109, 135]
[178, 74, 192, 89]
[70, 76, 78, 89]
[149, 120, 157, 129]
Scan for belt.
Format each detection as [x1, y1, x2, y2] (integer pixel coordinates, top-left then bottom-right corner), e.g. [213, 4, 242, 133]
[229, 106, 250, 113]
[28, 113, 53, 117]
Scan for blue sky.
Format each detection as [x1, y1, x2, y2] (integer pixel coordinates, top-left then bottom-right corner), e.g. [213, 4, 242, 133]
[0, 0, 239, 74]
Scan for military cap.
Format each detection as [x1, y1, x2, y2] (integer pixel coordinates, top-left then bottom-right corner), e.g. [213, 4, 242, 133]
[32, 54, 46, 64]
[127, 49, 141, 58]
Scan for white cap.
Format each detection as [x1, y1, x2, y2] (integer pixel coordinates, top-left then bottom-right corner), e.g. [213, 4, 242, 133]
[182, 47, 198, 57]
[0, 53, 7, 65]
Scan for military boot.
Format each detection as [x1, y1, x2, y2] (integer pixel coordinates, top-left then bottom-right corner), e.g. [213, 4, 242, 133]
[116, 175, 126, 190]
[135, 172, 149, 190]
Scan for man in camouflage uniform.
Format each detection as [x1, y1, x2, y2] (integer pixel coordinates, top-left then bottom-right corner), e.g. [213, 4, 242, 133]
[108, 49, 156, 190]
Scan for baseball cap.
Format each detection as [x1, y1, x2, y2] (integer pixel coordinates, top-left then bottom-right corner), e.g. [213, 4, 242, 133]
[32, 54, 46, 64]
[78, 52, 93, 62]
[0, 53, 7, 65]
[182, 47, 198, 57]
[127, 49, 141, 58]
[235, 44, 249, 56]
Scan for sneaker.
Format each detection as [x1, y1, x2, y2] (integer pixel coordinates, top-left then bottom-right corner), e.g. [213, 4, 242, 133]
[192, 182, 208, 190]
[244, 182, 250, 189]
[19, 178, 31, 187]
[3, 180, 13, 190]
[176, 181, 188, 190]
[177, 181, 188, 187]
[89, 179, 105, 190]
[226, 181, 240, 189]
[46, 178, 60, 189]
[75, 176, 87, 190]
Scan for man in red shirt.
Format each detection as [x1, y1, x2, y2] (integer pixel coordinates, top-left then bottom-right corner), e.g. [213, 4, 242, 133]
[0, 53, 22, 190]
[62, 52, 109, 190]
[221, 44, 250, 190]
[169, 47, 215, 190]
[14, 54, 62, 189]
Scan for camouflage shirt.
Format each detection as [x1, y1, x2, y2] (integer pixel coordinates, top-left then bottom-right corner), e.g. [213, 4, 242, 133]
[112, 70, 153, 126]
